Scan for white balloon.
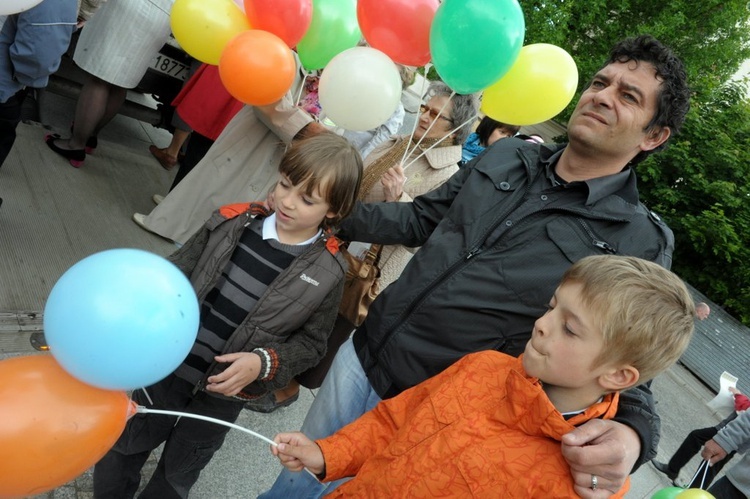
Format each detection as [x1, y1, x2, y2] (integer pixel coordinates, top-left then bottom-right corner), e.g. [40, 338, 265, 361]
[318, 47, 401, 132]
[0, 0, 44, 15]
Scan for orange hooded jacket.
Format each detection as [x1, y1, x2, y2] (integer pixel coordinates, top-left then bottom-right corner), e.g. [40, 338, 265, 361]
[317, 351, 628, 498]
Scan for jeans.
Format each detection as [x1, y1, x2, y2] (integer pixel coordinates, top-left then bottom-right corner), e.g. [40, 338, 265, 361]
[259, 338, 381, 499]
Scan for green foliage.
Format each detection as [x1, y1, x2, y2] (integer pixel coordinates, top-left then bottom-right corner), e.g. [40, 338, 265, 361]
[517, 0, 750, 320]
[639, 83, 750, 321]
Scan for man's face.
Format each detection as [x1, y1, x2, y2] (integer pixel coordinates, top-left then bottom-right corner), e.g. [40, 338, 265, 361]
[566, 60, 670, 163]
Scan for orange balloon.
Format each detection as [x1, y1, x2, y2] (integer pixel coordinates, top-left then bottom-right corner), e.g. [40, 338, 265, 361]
[0, 355, 135, 498]
[219, 30, 296, 106]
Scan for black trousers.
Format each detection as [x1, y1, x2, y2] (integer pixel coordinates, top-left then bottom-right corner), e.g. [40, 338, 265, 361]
[668, 412, 737, 488]
[169, 132, 214, 191]
[92, 374, 244, 499]
[708, 476, 745, 499]
[0, 88, 28, 168]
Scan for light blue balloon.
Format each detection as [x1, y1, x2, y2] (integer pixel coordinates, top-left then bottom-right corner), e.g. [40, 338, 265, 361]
[44, 249, 199, 390]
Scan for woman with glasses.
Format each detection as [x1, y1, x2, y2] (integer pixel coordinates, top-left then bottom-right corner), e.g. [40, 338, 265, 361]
[356, 81, 479, 289]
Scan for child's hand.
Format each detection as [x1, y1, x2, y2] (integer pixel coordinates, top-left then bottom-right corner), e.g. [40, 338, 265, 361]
[205, 352, 261, 396]
[270, 432, 326, 476]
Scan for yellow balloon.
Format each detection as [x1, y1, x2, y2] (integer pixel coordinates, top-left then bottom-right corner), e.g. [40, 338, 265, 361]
[675, 489, 716, 499]
[481, 43, 578, 126]
[170, 0, 251, 65]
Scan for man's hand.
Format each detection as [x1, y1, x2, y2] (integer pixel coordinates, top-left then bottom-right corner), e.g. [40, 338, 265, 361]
[271, 432, 326, 476]
[701, 438, 728, 465]
[561, 419, 640, 498]
[205, 352, 261, 396]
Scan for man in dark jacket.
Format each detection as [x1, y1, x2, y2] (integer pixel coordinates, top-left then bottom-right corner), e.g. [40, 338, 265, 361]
[262, 35, 691, 499]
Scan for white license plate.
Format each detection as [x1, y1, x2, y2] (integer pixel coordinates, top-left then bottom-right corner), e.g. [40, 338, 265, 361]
[150, 54, 190, 81]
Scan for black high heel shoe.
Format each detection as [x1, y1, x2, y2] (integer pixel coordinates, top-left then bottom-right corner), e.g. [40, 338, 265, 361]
[69, 123, 97, 154]
[45, 134, 85, 167]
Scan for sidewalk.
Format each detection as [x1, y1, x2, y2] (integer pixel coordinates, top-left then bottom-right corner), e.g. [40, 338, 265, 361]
[0, 90, 731, 499]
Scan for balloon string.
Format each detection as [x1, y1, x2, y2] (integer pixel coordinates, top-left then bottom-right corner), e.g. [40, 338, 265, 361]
[295, 70, 309, 109]
[137, 405, 277, 446]
[135, 405, 318, 479]
[402, 114, 478, 170]
[405, 90, 455, 164]
[399, 65, 432, 168]
[140, 387, 154, 406]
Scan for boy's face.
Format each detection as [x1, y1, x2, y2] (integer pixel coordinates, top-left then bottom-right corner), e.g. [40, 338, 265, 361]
[273, 174, 335, 244]
[522, 282, 609, 390]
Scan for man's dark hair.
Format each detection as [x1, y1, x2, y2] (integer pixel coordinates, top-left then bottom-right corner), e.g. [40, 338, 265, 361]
[603, 35, 691, 164]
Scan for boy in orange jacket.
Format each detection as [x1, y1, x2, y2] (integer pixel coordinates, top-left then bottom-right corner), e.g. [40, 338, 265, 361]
[269, 255, 695, 498]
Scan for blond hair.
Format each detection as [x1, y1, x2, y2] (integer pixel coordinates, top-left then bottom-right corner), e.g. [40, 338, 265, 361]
[279, 133, 363, 229]
[561, 255, 694, 385]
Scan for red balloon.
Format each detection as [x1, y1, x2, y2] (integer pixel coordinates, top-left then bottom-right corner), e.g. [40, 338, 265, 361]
[0, 355, 135, 497]
[357, 0, 438, 67]
[219, 30, 297, 106]
[244, 0, 312, 48]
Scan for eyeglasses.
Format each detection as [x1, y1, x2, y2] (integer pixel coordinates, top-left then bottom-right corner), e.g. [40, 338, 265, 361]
[419, 103, 452, 123]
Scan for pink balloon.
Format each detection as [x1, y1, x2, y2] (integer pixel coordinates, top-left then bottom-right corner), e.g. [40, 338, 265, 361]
[357, 0, 438, 67]
[244, 0, 312, 48]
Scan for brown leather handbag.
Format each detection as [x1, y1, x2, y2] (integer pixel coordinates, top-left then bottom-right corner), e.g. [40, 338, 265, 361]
[338, 243, 382, 327]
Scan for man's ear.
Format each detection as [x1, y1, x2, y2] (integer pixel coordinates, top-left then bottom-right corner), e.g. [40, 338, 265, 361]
[599, 365, 640, 391]
[641, 126, 671, 152]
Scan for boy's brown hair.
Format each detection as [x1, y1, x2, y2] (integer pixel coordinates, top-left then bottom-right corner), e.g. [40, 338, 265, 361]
[279, 133, 363, 229]
[560, 255, 695, 384]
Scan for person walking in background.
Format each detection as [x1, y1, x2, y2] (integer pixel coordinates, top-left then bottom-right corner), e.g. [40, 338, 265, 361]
[704, 409, 750, 498]
[652, 386, 748, 487]
[147, 58, 201, 173]
[147, 63, 243, 205]
[93, 134, 362, 498]
[460, 115, 520, 165]
[696, 301, 711, 320]
[260, 34, 691, 498]
[0, 0, 77, 179]
[44, 0, 173, 167]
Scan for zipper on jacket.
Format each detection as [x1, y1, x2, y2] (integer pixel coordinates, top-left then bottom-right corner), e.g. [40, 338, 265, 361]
[577, 218, 617, 254]
[372, 170, 537, 358]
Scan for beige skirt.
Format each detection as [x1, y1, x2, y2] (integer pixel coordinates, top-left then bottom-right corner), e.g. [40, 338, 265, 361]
[73, 0, 173, 88]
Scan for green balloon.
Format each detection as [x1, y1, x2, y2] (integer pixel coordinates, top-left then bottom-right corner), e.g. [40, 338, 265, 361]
[430, 0, 525, 94]
[297, 0, 361, 70]
[430, 0, 526, 94]
[652, 486, 685, 499]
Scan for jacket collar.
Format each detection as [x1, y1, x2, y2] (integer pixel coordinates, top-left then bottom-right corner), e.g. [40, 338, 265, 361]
[498, 357, 619, 441]
[527, 144, 641, 213]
